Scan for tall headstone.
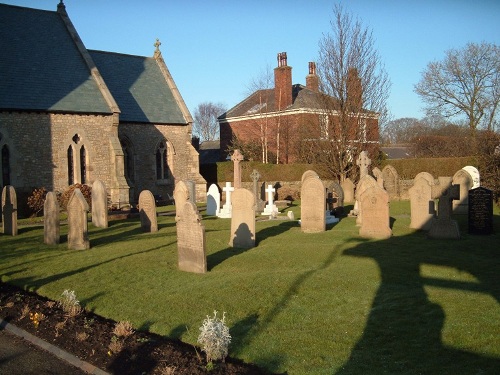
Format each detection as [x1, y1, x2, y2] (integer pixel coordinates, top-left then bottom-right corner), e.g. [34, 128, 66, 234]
[139, 190, 158, 232]
[382, 165, 400, 200]
[372, 167, 384, 188]
[67, 188, 90, 250]
[409, 172, 435, 230]
[176, 201, 207, 273]
[44, 191, 60, 245]
[230, 188, 256, 248]
[231, 149, 244, 188]
[356, 151, 371, 179]
[300, 171, 326, 233]
[91, 179, 108, 228]
[185, 180, 196, 203]
[341, 178, 355, 203]
[174, 181, 190, 219]
[206, 184, 220, 216]
[262, 184, 278, 216]
[428, 184, 461, 239]
[1, 185, 17, 236]
[355, 175, 378, 226]
[359, 184, 392, 239]
[452, 169, 473, 214]
[250, 169, 265, 212]
[468, 187, 493, 235]
[217, 182, 234, 218]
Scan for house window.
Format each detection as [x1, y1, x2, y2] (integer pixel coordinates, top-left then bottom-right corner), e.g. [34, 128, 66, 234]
[156, 141, 169, 180]
[1, 144, 10, 186]
[320, 114, 329, 139]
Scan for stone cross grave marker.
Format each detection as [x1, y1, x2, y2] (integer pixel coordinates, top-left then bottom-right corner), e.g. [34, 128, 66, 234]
[250, 169, 264, 212]
[468, 186, 493, 235]
[176, 201, 207, 273]
[356, 151, 371, 180]
[230, 188, 256, 248]
[1, 185, 18, 236]
[428, 183, 460, 239]
[409, 172, 435, 230]
[358, 184, 392, 239]
[231, 149, 244, 188]
[174, 180, 190, 219]
[218, 182, 234, 218]
[139, 190, 158, 232]
[262, 184, 278, 216]
[206, 184, 220, 216]
[300, 171, 326, 233]
[67, 188, 90, 250]
[91, 179, 108, 228]
[44, 191, 60, 245]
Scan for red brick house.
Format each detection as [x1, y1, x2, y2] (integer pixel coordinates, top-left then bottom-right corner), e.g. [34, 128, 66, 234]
[218, 52, 379, 165]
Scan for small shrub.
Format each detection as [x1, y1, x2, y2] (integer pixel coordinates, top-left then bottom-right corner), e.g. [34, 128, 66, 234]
[108, 335, 124, 354]
[59, 184, 92, 210]
[197, 311, 231, 364]
[76, 332, 89, 342]
[113, 321, 134, 338]
[29, 312, 46, 329]
[27, 187, 48, 217]
[19, 304, 30, 320]
[58, 289, 82, 318]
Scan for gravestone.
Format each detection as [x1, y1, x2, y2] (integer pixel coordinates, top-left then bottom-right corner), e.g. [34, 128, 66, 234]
[468, 187, 493, 235]
[462, 166, 480, 188]
[301, 170, 319, 183]
[355, 175, 378, 226]
[231, 149, 244, 188]
[372, 167, 384, 188]
[1, 185, 18, 236]
[174, 180, 190, 219]
[206, 184, 220, 216]
[327, 181, 344, 214]
[91, 179, 108, 228]
[139, 190, 158, 232]
[341, 178, 355, 203]
[217, 182, 234, 218]
[67, 188, 90, 250]
[250, 169, 265, 212]
[356, 151, 371, 179]
[185, 180, 196, 203]
[382, 165, 400, 200]
[452, 169, 473, 214]
[428, 184, 460, 239]
[262, 184, 278, 216]
[44, 191, 60, 245]
[359, 184, 392, 239]
[409, 172, 436, 230]
[176, 201, 206, 273]
[300, 171, 326, 233]
[230, 188, 256, 248]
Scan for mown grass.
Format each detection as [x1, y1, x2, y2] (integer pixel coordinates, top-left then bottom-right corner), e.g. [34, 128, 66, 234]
[1, 201, 499, 374]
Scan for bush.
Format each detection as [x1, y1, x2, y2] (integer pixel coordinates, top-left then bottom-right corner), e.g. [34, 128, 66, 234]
[197, 311, 231, 364]
[59, 184, 92, 210]
[27, 187, 48, 217]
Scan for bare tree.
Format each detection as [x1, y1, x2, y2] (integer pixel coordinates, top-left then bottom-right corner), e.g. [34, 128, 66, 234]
[193, 102, 226, 142]
[310, 4, 391, 181]
[415, 42, 500, 136]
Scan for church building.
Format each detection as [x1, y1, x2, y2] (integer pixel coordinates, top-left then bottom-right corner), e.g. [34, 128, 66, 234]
[0, 2, 205, 211]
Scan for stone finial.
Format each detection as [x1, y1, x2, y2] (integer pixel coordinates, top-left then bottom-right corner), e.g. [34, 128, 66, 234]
[154, 38, 162, 58]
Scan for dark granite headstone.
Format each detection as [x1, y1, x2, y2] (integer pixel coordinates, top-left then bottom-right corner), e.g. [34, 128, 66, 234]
[468, 187, 493, 235]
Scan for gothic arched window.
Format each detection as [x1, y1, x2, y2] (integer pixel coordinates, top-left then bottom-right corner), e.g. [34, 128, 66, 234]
[156, 141, 169, 180]
[1, 144, 10, 187]
[67, 146, 74, 185]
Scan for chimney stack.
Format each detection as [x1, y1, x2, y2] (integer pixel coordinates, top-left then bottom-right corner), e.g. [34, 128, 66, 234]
[306, 62, 319, 92]
[347, 68, 363, 112]
[274, 52, 293, 110]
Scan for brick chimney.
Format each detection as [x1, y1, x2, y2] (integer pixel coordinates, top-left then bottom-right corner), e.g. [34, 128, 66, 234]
[306, 62, 319, 92]
[274, 52, 293, 111]
[347, 68, 363, 112]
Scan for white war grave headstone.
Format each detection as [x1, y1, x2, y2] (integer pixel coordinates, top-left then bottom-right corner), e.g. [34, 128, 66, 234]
[206, 184, 220, 216]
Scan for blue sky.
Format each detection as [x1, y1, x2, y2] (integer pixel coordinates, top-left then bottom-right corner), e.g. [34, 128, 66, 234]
[3, 0, 500, 121]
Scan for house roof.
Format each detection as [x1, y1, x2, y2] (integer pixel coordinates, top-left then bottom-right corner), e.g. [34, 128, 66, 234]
[89, 51, 187, 124]
[0, 4, 111, 114]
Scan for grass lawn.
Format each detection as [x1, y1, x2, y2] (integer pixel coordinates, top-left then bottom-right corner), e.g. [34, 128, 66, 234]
[1, 201, 499, 374]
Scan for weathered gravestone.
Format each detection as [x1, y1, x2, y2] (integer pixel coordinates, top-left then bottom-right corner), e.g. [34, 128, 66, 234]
[217, 182, 234, 218]
[359, 184, 392, 239]
[231, 149, 244, 189]
[67, 188, 90, 250]
[185, 180, 196, 203]
[468, 187, 493, 235]
[44, 191, 60, 245]
[176, 201, 207, 273]
[452, 169, 473, 214]
[355, 175, 378, 226]
[250, 169, 265, 213]
[327, 181, 344, 215]
[462, 166, 480, 189]
[206, 184, 220, 216]
[91, 179, 108, 228]
[174, 180, 190, 219]
[341, 178, 355, 203]
[428, 183, 460, 240]
[409, 172, 436, 230]
[382, 165, 400, 200]
[139, 190, 158, 232]
[1, 185, 17, 236]
[372, 167, 384, 188]
[300, 171, 326, 233]
[262, 184, 278, 216]
[230, 188, 256, 248]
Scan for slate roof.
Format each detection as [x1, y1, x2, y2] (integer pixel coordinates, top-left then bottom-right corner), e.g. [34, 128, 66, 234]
[0, 4, 111, 113]
[89, 51, 187, 124]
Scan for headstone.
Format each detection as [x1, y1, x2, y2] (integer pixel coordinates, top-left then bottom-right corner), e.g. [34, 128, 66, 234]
[67, 188, 90, 250]
[217, 182, 234, 218]
[287, 210, 295, 220]
[91, 180, 108, 228]
[452, 169, 473, 214]
[174, 180, 190, 219]
[341, 178, 355, 203]
[468, 187, 493, 235]
[462, 166, 480, 188]
[250, 169, 265, 212]
[358, 184, 392, 239]
[382, 165, 400, 200]
[355, 175, 378, 226]
[185, 180, 196, 203]
[139, 190, 158, 232]
[301, 170, 319, 184]
[356, 151, 371, 179]
[327, 181, 344, 213]
[300, 171, 326, 233]
[176, 201, 206, 273]
[428, 184, 460, 239]
[372, 167, 384, 188]
[262, 184, 278, 216]
[44, 191, 60, 245]
[409, 172, 435, 230]
[231, 149, 244, 188]
[1, 185, 17, 236]
[206, 184, 220, 216]
[230, 188, 256, 248]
